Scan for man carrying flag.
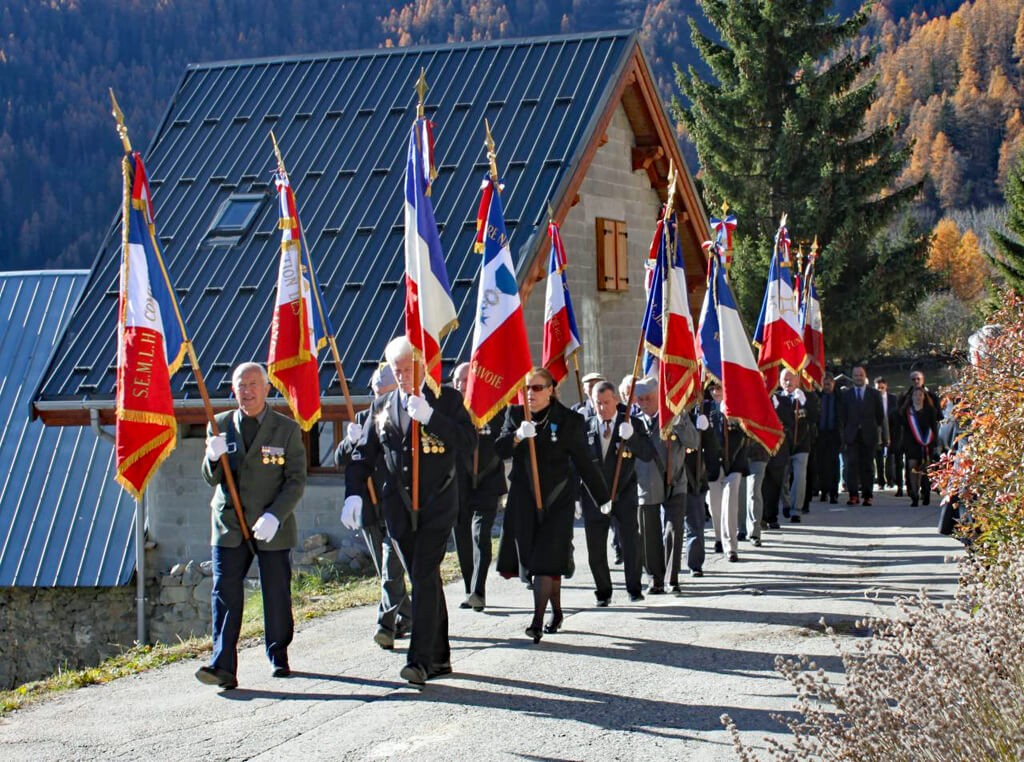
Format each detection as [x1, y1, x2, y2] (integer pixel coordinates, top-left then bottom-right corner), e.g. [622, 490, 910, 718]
[343, 78, 475, 688]
[541, 217, 582, 388]
[115, 150, 187, 499]
[753, 216, 808, 392]
[267, 144, 329, 431]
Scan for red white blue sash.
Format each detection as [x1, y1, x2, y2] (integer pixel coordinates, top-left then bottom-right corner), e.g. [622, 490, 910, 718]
[906, 408, 934, 448]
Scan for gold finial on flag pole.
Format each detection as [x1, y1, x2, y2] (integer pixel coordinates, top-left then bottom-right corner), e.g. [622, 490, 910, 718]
[484, 118, 500, 183]
[720, 199, 729, 216]
[416, 68, 428, 119]
[665, 161, 678, 217]
[109, 88, 132, 154]
[547, 200, 556, 224]
[810, 235, 820, 262]
[269, 130, 286, 176]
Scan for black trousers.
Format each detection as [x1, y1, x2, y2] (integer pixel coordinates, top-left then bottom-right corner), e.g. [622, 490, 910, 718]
[815, 430, 841, 499]
[844, 440, 876, 499]
[584, 498, 641, 601]
[638, 502, 666, 588]
[391, 524, 451, 671]
[453, 493, 499, 599]
[762, 457, 787, 523]
[874, 447, 896, 487]
[210, 544, 292, 676]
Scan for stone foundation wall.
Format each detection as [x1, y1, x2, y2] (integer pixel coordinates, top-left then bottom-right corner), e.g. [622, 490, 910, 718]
[0, 586, 146, 690]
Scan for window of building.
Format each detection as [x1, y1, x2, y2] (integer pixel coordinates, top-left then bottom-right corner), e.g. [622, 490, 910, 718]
[595, 217, 629, 291]
[205, 193, 265, 242]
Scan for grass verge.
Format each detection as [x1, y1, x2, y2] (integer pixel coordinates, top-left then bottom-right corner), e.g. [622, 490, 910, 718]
[0, 551, 465, 716]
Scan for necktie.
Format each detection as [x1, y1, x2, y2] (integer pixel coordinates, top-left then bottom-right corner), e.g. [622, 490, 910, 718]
[241, 415, 259, 450]
[603, 420, 612, 440]
[857, 386, 863, 403]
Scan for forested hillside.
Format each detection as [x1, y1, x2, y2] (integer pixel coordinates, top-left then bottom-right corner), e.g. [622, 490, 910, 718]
[0, 0, 1018, 272]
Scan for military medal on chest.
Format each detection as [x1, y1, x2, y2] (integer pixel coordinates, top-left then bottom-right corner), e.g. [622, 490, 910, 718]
[421, 430, 445, 454]
[261, 445, 286, 465]
[549, 422, 558, 442]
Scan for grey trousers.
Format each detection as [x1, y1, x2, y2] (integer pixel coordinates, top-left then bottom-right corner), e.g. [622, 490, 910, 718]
[362, 522, 412, 635]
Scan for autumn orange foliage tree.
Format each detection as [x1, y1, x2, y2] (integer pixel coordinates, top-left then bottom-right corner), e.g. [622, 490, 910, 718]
[930, 295, 1024, 559]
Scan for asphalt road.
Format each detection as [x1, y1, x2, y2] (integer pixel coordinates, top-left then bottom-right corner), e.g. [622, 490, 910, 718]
[0, 490, 962, 761]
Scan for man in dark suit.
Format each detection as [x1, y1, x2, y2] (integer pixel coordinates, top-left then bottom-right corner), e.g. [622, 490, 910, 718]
[451, 361, 507, 612]
[335, 363, 412, 650]
[873, 376, 900, 493]
[196, 362, 307, 690]
[814, 374, 841, 503]
[838, 365, 887, 506]
[342, 337, 476, 686]
[580, 380, 653, 604]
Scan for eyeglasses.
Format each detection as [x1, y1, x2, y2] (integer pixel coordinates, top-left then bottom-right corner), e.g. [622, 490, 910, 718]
[526, 383, 551, 392]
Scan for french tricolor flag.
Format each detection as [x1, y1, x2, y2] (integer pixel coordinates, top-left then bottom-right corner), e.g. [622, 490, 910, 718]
[800, 261, 825, 389]
[464, 176, 533, 427]
[541, 220, 582, 384]
[115, 152, 187, 499]
[700, 249, 784, 454]
[404, 117, 457, 394]
[753, 217, 808, 391]
[267, 168, 328, 430]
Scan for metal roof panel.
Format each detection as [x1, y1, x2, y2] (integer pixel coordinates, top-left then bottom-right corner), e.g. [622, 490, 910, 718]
[0, 271, 135, 587]
[36, 31, 637, 404]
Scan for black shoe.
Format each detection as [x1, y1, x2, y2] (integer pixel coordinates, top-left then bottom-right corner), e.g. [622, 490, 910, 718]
[829, 497, 838, 505]
[525, 625, 543, 644]
[895, 488, 903, 497]
[543, 613, 564, 634]
[459, 599, 472, 609]
[801, 506, 809, 514]
[373, 627, 396, 650]
[195, 665, 237, 690]
[613, 554, 623, 565]
[272, 665, 291, 678]
[768, 521, 781, 529]
[847, 495, 860, 506]
[714, 541, 724, 554]
[728, 552, 739, 562]
[595, 597, 610, 607]
[690, 569, 704, 577]
[910, 498, 919, 507]
[791, 515, 801, 523]
[648, 586, 667, 595]
[863, 498, 873, 507]
[670, 584, 682, 593]
[629, 593, 645, 602]
[400, 664, 428, 686]
[782, 507, 791, 518]
[753, 538, 762, 547]
[466, 593, 486, 611]
[761, 519, 770, 529]
[923, 495, 931, 505]
[427, 662, 452, 679]
[737, 534, 747, 542]
[395, 620, 412, 639]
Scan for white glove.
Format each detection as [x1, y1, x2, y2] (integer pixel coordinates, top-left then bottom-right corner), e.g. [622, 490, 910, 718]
[252, 513, 280, 542]
[695, 414, 710, 431]
[793, 389, 807, 405]
[346, 421, 363, 443]
[205, 434, 227, 461]
[341, 495, 362, 530]
[515, 420, 537, 439]
[574, 501, 583, 519]
[406, 394, 434, 424]
[618, 421, 634, 440]
[772, 394, 780, 409]
[599, 500, 613, 515]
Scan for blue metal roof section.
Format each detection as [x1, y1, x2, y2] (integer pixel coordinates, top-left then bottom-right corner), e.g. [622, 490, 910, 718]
[35, 31, 637, 405]
[0, 271, 135, 587]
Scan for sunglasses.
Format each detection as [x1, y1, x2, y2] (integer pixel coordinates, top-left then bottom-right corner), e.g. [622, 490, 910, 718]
[526, 383, 551, 392]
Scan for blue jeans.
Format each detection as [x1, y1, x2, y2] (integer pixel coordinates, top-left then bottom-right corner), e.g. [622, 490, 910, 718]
[210, 544, 293, 676]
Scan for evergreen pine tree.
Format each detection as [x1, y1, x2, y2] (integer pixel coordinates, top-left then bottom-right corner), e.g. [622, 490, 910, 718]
[672, 0, 923, 357]
[989, 153, 1024, 294]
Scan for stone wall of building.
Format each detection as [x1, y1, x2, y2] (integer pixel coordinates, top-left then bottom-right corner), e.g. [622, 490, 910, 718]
[0, 585, 145, 690]
[521, 104, 664, 395]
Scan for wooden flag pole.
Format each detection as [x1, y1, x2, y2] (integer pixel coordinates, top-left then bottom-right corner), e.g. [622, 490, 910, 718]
[609, 337, 644, 501]
[111, 89, 255, 555]
[571, 353, 585, 407]
[485, 119, 542, 512]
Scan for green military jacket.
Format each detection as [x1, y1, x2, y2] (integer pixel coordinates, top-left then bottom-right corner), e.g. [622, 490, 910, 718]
[201, 408, 306, 550]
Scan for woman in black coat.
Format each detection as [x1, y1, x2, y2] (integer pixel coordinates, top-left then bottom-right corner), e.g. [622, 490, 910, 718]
[496, 367, 610, 643]
[899, 386, 940, 506]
